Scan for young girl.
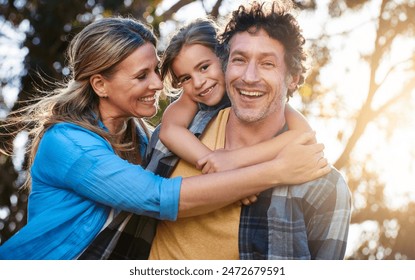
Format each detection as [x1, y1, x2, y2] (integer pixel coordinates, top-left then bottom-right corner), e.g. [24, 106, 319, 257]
[159, 18, 317, 175]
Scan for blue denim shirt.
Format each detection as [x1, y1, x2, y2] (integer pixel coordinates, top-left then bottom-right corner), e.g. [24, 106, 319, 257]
[0, 122, 181, 260]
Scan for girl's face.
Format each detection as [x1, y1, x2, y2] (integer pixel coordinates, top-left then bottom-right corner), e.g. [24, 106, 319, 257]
[172, 44, 225, 106]
[98, 43, 162, 129]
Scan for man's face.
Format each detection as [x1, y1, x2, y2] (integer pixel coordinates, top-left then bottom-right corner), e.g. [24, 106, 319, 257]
[225, 28, 294, 124]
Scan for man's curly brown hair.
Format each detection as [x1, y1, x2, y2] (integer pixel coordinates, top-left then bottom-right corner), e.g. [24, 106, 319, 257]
[219, 1, 307, 99]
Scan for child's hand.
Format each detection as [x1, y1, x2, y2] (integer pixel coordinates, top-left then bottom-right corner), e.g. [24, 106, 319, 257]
[196, 149, 240, 174]
[239, 193, 259, 206]
[197, 150, 260, 206]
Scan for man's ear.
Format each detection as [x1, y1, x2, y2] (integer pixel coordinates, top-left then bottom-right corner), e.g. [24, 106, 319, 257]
[288, 74, 300, 91]
[90, 74, 108, 98]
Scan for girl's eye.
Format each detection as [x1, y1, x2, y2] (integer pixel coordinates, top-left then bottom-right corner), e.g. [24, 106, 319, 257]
[179, 76, 190, 85]
[200, 64, 209, 71]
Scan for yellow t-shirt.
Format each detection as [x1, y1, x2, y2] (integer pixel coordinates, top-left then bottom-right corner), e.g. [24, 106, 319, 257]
[149, 108, 241, 260]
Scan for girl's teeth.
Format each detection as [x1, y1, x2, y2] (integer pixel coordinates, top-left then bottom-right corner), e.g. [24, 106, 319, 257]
[200, 86, 214, 96]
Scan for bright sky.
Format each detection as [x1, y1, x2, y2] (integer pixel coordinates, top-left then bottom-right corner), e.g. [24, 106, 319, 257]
[297, 0, 415, 201]
[295, 0, 415, 256]
[0, 19, 28, 112]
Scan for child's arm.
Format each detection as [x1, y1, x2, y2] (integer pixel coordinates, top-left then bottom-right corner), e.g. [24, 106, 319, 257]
[285, 103, 313, 132]
[160, 95, 262, 206]
[159, 93, 212, 165]
[198, 104, 317, 174]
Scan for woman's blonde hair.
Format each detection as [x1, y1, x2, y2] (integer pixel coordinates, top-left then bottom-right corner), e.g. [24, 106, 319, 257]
[1, 17, 157, 191]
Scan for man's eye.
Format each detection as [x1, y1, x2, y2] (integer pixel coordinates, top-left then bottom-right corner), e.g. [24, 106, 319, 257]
[263, 61, 275, 67]
[231, 57, 245, 64]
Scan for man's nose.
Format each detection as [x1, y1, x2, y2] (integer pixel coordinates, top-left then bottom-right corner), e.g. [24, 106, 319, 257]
[242, 61, 260, 83]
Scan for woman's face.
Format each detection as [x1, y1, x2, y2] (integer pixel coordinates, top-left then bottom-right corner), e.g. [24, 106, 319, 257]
[98, 43, 163, 124]
[172, 44, 225, 107]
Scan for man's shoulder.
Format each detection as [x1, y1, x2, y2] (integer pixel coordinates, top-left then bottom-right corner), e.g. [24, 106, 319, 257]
[298, 167, 350, 207]
[273, 167, 350, 201]
[300, 167, 346, 189]
[269, 167, 350, 214]
[316, 167, 347, 188]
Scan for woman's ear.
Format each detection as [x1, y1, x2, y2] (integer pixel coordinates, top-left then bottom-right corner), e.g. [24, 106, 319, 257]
[90, 74, 108, 98]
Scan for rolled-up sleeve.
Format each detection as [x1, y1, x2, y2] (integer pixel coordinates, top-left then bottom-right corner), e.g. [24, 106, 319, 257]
[31, 123, 181, 221]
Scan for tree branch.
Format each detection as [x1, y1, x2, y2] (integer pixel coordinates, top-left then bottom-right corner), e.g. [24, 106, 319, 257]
[334, 75, 415, 169]
[158, 0, 195, 22]
[372, 76, 415, 120]
[211, 0, 223, 18]
[334, 0, 387, 169]
[376, 58, 413, 90]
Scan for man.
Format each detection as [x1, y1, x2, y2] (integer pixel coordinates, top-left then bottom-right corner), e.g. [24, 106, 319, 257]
[147, 1, 351, 260]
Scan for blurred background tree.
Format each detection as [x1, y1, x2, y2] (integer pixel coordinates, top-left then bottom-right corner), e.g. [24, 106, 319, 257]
[1, 0, 414, 259]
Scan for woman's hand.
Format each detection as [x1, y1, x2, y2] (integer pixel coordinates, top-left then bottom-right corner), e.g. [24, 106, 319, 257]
[270, 131, 330, 185]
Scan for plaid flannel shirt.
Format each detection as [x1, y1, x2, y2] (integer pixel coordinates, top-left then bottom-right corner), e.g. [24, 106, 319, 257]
[239, 167, 351, 259]
[146, 105, 351, 260]
[80, 95, 351, 259]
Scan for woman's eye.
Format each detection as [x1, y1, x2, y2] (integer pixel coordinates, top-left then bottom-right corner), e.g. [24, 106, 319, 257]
[137, 74, 147, 80]
[179, 76, 190, 84]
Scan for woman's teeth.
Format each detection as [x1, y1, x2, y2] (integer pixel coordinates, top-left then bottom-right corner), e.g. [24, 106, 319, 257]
[140, 96, 155, 102]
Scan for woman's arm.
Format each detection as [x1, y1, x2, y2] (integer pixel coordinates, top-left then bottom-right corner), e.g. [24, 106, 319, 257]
[179, 131, 329, 217]
[42, 123, 328, 220]
[197, 104, 316, 173]
[159, 94, 211, 165]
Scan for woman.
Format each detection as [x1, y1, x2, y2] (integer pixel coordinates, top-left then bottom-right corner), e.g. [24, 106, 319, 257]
[0, 17, 328, 260]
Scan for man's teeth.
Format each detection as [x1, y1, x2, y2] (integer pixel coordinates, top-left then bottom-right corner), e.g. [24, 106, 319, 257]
[140, 96, 155, 102]
[200, 86, 214, 96]
[240, 90, 263, 97]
